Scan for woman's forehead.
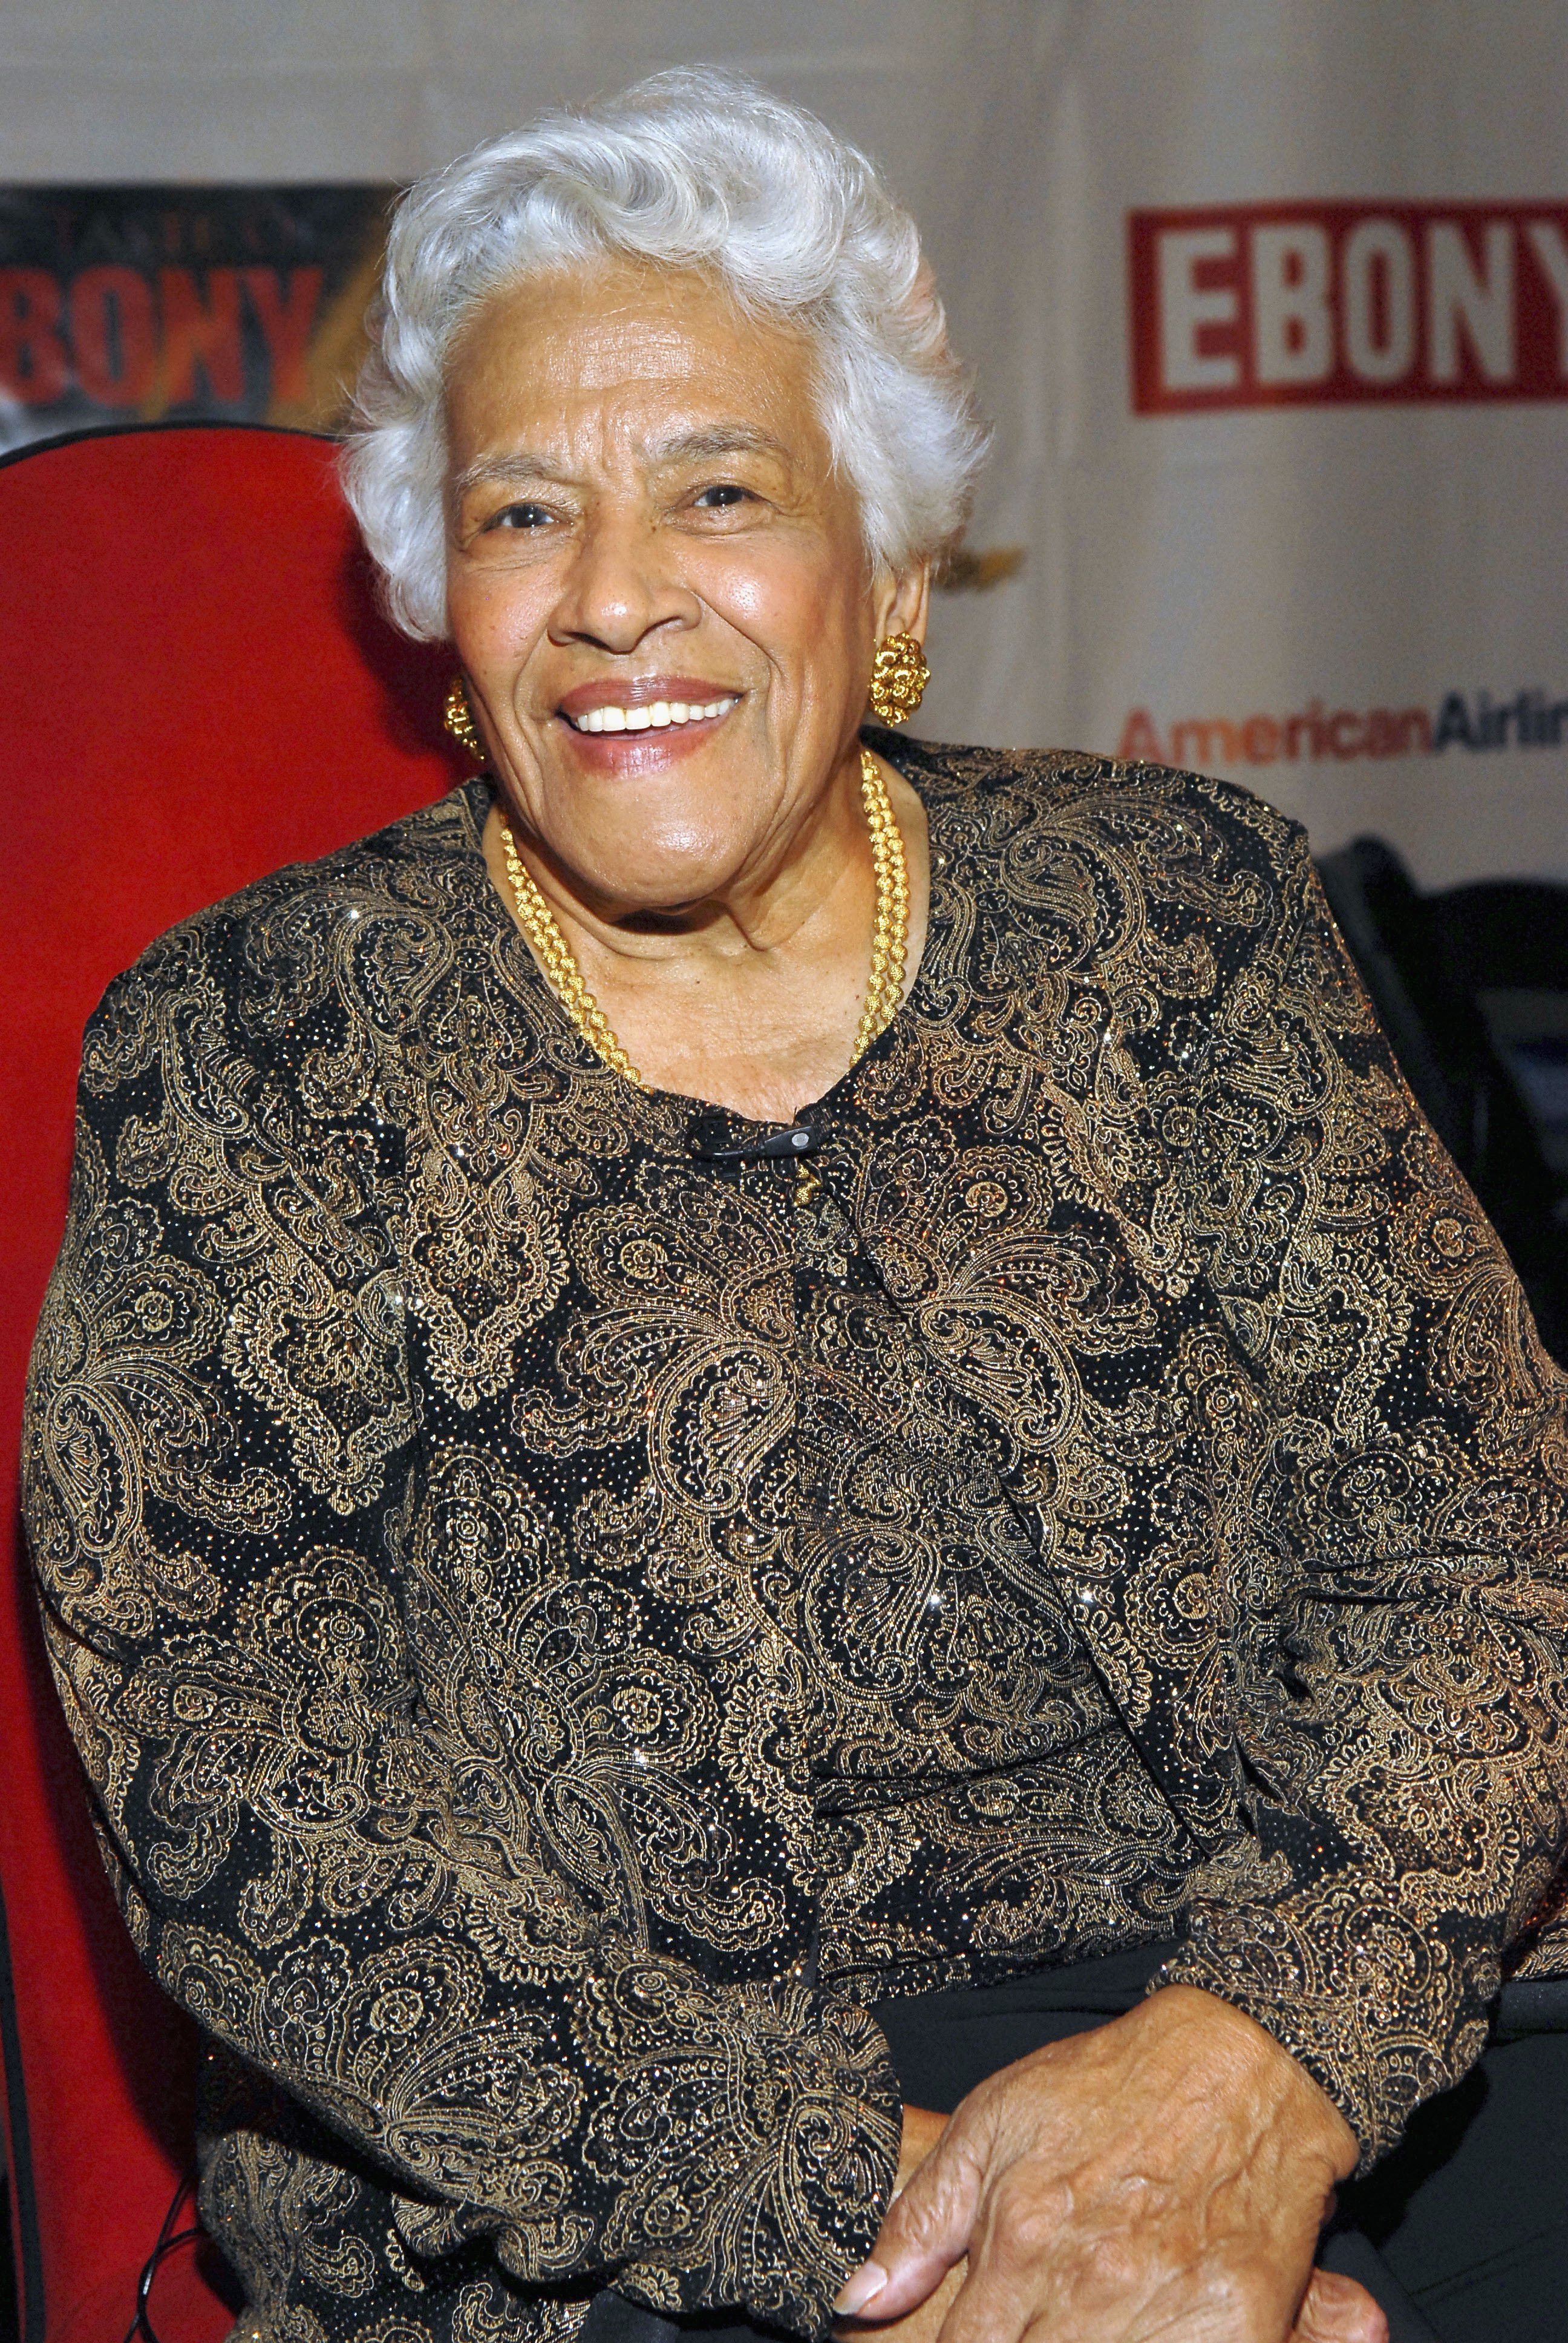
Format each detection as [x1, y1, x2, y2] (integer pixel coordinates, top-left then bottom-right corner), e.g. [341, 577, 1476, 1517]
[459, 261, 805, 381]
[446, 262, 826, 472]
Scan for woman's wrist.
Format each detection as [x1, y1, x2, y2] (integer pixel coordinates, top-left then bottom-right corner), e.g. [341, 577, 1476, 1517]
[1145, 1983, 1362, 2180]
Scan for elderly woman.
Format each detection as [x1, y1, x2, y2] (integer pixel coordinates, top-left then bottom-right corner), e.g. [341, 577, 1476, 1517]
[23, 68, 1568, 2343]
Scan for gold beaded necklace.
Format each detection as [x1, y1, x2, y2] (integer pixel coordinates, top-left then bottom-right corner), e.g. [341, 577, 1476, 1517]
[496, 746, 909, 1092]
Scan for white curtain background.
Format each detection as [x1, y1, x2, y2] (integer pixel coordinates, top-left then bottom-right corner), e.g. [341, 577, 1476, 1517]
[2, 0, 1564, 883]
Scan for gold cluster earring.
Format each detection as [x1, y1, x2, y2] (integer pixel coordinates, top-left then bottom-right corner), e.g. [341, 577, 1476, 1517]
[444, 676, 486, 761]
[867, 632, 930, 727]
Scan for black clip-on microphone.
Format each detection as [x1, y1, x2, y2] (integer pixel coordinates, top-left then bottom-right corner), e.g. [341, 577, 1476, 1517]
[688, 1107, 820, 1164]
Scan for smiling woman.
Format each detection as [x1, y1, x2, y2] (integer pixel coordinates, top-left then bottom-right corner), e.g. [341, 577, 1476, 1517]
[22, 65, 1568, 2343]
[426, 253, 931, 1118]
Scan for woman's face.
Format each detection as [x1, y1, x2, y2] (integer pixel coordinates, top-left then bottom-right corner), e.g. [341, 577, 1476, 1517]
[442, 260, 925, 916]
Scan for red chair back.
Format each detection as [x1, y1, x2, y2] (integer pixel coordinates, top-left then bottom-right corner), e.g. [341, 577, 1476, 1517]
[0, 423, 461, 2343]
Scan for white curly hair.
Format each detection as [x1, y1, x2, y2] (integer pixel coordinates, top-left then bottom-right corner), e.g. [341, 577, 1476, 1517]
[341, 68, 990, 640]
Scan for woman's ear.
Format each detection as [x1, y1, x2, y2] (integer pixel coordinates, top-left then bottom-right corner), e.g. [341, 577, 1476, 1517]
[874, 559, 932, 644]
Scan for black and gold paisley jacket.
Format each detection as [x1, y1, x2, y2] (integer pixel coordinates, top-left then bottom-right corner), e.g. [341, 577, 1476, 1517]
[24, 741, 1568, 2343]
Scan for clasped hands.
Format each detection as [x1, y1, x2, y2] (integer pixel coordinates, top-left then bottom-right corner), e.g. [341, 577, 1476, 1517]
[835, 1985, 1387, 2343]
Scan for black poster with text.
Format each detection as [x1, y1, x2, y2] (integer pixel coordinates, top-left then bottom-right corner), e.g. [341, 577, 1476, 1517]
[0, 184, 394, 454]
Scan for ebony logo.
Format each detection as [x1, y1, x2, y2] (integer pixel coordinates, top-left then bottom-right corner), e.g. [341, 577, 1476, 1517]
[1129, 203, 1568, 411]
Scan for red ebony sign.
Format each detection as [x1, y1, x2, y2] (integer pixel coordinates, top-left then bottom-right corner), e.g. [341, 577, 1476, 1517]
[1129, 202, 1568, 411]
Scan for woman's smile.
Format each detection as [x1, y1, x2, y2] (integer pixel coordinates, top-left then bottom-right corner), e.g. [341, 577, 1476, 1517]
[440, 252, 932, 1037]
[554, 673, 743, 768]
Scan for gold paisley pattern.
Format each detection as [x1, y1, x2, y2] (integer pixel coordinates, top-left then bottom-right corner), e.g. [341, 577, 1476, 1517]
[23, 743, 1568, 2343]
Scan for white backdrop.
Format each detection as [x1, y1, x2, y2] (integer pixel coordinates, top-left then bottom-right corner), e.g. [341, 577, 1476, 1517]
[2, 0, 1565, 884]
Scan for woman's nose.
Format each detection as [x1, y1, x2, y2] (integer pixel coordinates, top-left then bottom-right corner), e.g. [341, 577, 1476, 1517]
[547, 513, 699, 654]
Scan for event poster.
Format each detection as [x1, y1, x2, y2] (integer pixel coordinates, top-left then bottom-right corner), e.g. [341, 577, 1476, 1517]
[0, 185, 392, 450]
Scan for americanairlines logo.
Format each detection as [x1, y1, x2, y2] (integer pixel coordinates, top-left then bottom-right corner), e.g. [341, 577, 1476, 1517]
[1117, 689, 1568, 771]
[1129, 202, 1568, 410]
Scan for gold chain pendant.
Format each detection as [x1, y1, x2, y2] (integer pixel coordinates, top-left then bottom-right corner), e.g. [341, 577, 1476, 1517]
[496, 744, 909, 1088]
[497, 822, 647, 1087]
[850, 747, 910, 1059]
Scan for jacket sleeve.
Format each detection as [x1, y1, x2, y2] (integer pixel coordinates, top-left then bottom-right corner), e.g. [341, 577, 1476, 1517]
[22, 934, 898, 2338]
[1155, 823, 1568, 2168]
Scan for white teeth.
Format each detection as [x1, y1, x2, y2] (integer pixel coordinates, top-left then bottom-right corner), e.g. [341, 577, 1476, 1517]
[570, 695, 735, 733]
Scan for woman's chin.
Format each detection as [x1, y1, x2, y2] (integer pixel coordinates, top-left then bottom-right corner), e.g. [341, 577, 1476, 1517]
[577, 849, 751, 917]
[520, 781, 775, 917]
[509, 808, 746, 916]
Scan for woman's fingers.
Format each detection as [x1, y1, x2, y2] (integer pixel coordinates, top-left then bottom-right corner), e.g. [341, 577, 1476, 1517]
[837, 2259, 968, 2343]
[1291, 2269, 1390, 2343]
[895, 2103, 950, 2193]
[840, 2249, 1391, 2343]
[837, 2129, 985, 2322]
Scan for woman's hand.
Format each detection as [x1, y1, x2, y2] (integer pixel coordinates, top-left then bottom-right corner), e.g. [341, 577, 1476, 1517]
[836, 1986, 1388, 2342]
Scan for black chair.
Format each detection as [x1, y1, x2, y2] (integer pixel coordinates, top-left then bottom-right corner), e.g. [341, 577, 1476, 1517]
[1316, 837, 1568, 1366]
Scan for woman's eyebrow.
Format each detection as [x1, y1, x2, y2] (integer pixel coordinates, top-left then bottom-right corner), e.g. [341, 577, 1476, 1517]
[645, 425, 791, 466]
[451, 428, 788, 500]
[451, 450, 576, 497]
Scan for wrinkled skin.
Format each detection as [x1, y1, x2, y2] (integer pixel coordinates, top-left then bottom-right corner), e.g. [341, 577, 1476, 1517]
[838, 1988, 1384, 2343]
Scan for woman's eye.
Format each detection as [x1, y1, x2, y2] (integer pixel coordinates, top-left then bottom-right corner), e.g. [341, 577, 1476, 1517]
[489, 502, 553, 531]
[693, 483, 750, 509]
